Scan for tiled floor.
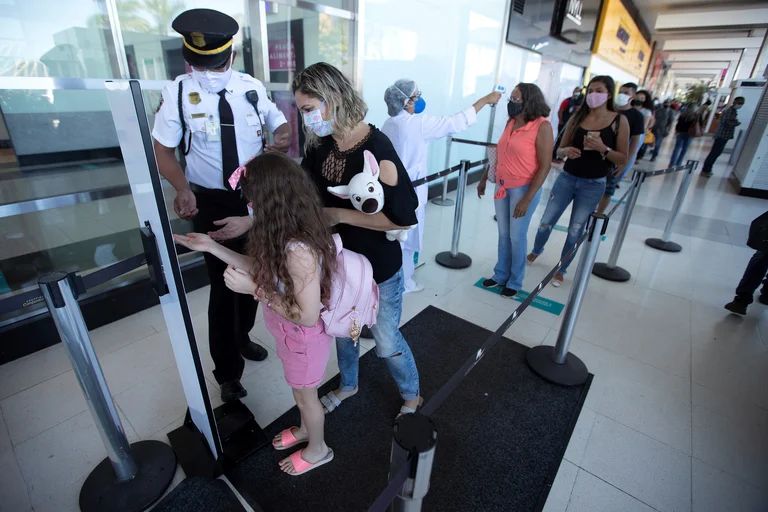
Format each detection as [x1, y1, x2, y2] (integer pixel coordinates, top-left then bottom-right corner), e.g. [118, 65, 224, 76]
[1, 136, 767, 511]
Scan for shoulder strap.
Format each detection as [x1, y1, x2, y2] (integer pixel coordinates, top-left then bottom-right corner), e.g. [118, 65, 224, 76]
[177, 80, 191, 156]
[612, 114, 621, 137]
[245, 90, 266, 153]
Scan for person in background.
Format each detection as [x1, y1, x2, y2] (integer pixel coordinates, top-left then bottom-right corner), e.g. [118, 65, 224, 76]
[293, 62, 422, 418]
[725, 211, 768, 315]
[701, 96, 745, 177]
[152, 9, 291, 403]
[527, 75, 629, 287]
[669, 103, 700, 167]
[476, 83, 553, 298]
[634, 89, 655, 160]
[173, 154, 337, 476]
[381, 80, 501, 294]
[558, 87, 584, 134]
[650, 99, 674, 162]
[596, 82, 643, 214]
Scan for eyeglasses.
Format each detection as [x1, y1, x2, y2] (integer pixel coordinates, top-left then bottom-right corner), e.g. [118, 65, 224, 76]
[408, 91, 422, 103]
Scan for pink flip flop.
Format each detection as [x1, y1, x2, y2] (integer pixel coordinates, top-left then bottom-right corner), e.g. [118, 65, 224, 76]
[273, 427, 307, 451]
[282, 449, 335, 476]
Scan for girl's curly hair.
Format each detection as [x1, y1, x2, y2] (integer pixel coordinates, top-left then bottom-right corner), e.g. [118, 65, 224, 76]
[240, 153, 336, 322]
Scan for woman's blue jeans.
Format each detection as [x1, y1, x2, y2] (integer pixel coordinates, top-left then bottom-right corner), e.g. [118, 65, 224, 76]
[335, 269, 420, 401]
[492, 184, 542, 290]
[531, 172, 606, 274]
[669, 133, 693, 167]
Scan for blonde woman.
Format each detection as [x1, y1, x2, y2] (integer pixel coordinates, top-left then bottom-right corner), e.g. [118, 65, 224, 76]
[292, 63, 422, 418]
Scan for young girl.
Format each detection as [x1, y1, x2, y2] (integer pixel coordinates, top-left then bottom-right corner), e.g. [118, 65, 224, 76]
[173, 152, 337, 477]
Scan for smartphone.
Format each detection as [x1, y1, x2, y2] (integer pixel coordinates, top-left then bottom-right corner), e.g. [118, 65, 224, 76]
[584, 131, 601, 150]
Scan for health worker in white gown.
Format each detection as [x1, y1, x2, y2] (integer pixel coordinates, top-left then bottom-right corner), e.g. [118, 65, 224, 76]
[381, 79, 502, 294]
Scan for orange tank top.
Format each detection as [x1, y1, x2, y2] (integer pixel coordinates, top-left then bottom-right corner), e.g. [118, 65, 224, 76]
[494, 116, 549, 198]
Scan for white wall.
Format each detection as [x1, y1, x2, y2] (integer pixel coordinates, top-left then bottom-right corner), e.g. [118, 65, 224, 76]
[362, 0, 507, 172]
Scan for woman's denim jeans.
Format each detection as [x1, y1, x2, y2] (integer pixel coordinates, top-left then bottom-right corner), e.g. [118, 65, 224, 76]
[531, 172, 606, 274]
[335, 269, 420, 400]
[492, 183, 542, 290]
[669, 133, 693, 167]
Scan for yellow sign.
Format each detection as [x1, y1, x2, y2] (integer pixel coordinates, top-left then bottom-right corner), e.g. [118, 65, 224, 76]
[593, 0, 651, 79]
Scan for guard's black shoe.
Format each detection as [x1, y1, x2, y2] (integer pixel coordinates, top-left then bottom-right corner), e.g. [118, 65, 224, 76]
[361, 326, 374, 339]
[220, 380, 248, 402]
[760, 295, 768, 306]
[482, 279, 500, 288]
[241, 341, 268, 362]
[501, 288, 518, 299]
[724, 300, 748, 315]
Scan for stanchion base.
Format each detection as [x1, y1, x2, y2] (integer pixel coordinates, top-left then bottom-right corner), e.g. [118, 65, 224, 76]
[435, 251, 471, 269]
[592, 262, 631, 282]
[431, 198, 455, 206]
[79, 440, 176, 512]
[645, 238, 682, 252]
[526, 345, 589, 386]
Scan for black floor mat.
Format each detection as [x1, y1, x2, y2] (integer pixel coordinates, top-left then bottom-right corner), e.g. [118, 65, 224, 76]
[228, 306, 591, 512]
[152, 476, 248, 512]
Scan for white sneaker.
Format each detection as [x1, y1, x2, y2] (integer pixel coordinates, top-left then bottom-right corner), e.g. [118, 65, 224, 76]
[403, 281, 425, 295]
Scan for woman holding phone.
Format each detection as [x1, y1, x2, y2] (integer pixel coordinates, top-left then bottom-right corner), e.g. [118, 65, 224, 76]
[526, 75, 629, 287]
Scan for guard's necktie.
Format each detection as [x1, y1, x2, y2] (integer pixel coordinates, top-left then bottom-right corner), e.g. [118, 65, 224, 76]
[218, 89, 239, 191]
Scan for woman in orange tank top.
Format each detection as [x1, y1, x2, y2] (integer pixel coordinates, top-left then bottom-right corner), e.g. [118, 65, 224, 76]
[477, 83, 554, 298]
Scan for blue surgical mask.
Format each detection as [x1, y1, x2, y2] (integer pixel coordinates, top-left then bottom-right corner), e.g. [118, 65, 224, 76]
[413, 96, 426, 114]
[302, 101, 334, 137]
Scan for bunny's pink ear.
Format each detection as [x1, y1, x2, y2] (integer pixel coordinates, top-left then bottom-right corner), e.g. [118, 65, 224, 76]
[363, 150, 380, 178]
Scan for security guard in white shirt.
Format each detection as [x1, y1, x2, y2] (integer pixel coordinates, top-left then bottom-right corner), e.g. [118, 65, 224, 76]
[152, 8, 291, 403]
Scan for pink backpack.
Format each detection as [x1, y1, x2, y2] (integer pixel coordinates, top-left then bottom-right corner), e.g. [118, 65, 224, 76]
[321, 234, 379, 344]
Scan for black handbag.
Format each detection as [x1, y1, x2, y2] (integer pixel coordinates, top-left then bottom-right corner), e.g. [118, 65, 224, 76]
[747, 211, 768, 251]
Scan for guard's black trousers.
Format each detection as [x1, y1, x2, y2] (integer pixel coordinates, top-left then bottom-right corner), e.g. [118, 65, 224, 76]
[192, 185, 258, 384]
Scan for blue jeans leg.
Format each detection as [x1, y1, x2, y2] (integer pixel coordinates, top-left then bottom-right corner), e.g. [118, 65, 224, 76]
[651, 134, 665, 159]
[735, 250, 768, 304]
[532, 172, 577, 257]
[670, 133, 692, 167]
[492, 184, 541, 290]
[336, 269, 420, 401]
[560, 177, 606, 274]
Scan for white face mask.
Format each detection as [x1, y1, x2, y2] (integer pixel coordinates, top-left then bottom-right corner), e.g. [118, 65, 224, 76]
[616, 93, 631, 107]
[192, 54, 233, 93]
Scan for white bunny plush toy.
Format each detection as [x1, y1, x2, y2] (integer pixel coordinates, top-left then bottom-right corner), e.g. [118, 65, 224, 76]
[327, 150, 415, 243]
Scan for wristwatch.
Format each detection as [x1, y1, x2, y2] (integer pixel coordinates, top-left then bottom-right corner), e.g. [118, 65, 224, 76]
[601, 147, 612, 160]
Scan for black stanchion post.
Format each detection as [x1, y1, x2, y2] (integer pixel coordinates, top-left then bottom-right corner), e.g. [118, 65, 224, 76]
[38, 272, 176, 512]
[592, 171, 645, 282]
[432, 138, 454, 207]
[527, 214, 607, 385]
[388, 414, 438, 512]
[435, 160, 472, 269]
[645, 160, 698, 252]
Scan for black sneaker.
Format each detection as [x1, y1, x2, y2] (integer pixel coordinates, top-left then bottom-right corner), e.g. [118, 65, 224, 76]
[724, 300, 748, 315]
[760, 295, 768, 306]
[501, 288, 517, 299]
[361, 326, 374, 339]
[221, 380, 248, 402]
[701, 172, 713, 178]
[650, 157, 656, 162]
[241, 341, 268, 362]
[482, 279, 500, 288]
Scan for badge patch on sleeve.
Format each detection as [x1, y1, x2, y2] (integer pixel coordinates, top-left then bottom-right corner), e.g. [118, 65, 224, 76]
[155, 97, 164, 114]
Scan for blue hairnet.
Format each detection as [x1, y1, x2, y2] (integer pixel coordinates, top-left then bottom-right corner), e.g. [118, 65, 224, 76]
[384, 79, 417, 116]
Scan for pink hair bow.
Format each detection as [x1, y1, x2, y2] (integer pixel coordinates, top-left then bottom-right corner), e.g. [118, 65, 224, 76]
[228, 156, 256, 190]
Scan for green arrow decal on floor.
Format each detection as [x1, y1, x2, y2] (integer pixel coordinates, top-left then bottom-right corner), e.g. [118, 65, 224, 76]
[474, 278, 564, 315]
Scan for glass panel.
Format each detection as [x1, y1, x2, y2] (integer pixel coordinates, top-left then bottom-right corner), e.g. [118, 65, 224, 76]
[265, 3, 354, 82]
[363, 0, 507, 172]
[0, 86, 198, 328]
[0, 0, 121, 79]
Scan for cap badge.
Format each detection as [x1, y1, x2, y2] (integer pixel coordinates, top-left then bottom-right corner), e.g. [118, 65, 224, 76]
[190, 32, 206, 48]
